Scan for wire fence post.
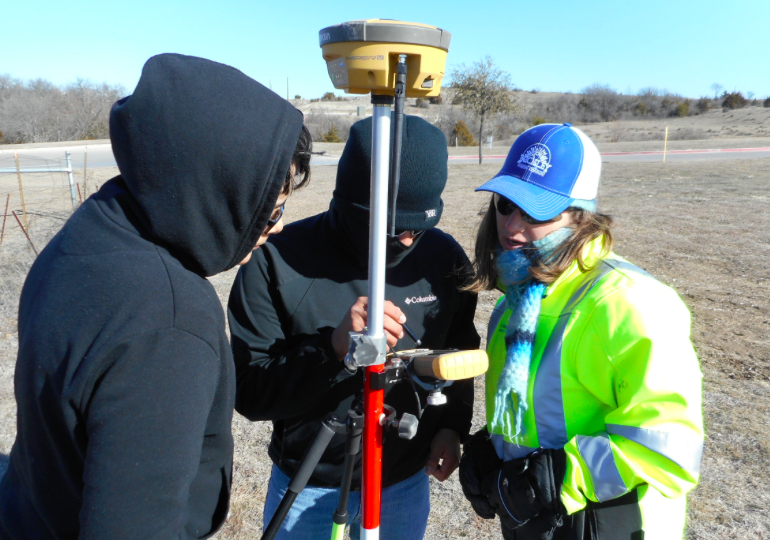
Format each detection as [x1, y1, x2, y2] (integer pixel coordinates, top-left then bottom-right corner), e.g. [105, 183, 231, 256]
[14, 152, 29, 229]
[12, 211, 37, 256]
[83, 147, 89, 198]
[65, 151, 77, 207]
[1, 194, 9, 245]
[663, 126, 669, 163]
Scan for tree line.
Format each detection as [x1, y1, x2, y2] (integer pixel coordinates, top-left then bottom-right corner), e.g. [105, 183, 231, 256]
[0, 75, 125, 144]
[3, 66, 765, 150]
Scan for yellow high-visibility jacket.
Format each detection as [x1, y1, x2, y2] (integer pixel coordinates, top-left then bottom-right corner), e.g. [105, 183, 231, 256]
[486, 236, 704, 539]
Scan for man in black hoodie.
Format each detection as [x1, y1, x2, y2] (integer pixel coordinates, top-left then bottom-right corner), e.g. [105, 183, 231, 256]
[0, 54, 310, 539]
[229, 115, 480, 539]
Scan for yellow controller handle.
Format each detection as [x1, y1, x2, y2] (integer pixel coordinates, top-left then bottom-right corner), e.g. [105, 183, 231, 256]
[396, 349, 489, 381]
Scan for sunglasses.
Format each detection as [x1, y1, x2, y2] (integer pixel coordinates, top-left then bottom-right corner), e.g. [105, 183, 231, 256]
[265, 203, 285, 231]
[394, 229, 425, 238]
[494, 194, 563, 225]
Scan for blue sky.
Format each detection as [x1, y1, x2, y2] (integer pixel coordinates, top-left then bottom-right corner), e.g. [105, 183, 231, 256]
[3, 0, 768, 99]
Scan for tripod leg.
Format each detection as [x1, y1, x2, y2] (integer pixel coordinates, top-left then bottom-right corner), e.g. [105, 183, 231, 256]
[331, 411, 364, 540]
[262, 420, 337, 540]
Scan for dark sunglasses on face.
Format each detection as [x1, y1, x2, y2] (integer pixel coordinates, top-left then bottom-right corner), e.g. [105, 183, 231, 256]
[265, 203, 285, 232]
[494, 194, 563, 225]
[394, 229, 426, 241]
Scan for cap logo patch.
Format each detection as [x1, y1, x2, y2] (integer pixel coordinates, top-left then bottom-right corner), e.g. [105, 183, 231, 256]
[425, 209, 437, 219]
[517, 143, 552, 177]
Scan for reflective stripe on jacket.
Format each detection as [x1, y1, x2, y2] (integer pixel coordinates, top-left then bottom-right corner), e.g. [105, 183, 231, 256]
[485, 236, 704, 539]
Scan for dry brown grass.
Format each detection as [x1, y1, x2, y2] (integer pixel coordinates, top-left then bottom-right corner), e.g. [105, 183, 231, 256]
[1, 156, 768, 539]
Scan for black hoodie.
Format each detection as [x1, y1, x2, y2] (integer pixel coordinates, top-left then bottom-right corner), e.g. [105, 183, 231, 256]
[228, 201, 480, 489]
[0, 54, 303, 540]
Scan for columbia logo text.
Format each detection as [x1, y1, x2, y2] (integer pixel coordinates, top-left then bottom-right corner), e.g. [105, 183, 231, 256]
[404, 295, 437, 305]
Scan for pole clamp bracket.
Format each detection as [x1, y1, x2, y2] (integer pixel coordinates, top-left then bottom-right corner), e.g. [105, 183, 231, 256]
[344, 333, 387, 371]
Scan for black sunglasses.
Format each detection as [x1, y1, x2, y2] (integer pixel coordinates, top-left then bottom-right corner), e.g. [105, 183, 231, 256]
[494, 194, 562, 225]
[394, 229, 426, 240]
[265, 203, 285, 231]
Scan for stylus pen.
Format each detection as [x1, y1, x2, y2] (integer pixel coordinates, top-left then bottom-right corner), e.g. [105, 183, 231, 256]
[402, 323, 422, 347]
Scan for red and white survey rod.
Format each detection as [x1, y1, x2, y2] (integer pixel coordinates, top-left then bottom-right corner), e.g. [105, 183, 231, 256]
[360, 99, 392, 539]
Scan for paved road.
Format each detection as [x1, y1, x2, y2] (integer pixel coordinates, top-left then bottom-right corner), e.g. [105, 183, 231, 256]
[0, 144, 342, 172]
[2, 144, 770, 172]
[447, 147, 770, 164]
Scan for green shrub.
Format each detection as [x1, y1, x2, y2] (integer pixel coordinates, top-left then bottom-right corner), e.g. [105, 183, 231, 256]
[318, 125, 343, 142]
[763, 97, 770, 108]
[415, 97, 429, 109]
[672, 101, 690, 117]
[633, 102, 648, 116]
[721, 91, 748, 110]
[451, 120, 476, 146]
[0, 130, 4, 144]
[452, 95, 463, 105]
[531, 115, 547, 126]
[294, 95, 301, 100]
[321, 92, 336, 101]
[428, 95, 443, 105]
[696, 97, 712, 113]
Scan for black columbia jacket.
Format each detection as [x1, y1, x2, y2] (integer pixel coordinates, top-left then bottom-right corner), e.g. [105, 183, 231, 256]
[0, 54, 303, 539]
[228, 203, 480, 488]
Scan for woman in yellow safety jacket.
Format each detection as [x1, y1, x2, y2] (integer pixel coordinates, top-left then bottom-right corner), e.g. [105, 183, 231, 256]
[458, 123, 704, 540]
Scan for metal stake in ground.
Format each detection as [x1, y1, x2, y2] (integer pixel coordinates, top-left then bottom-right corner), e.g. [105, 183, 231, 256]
[1, 194, 10, 245]
[84, 147, 89, 197]
[14, 153, 29, 229]
[12, 210, 37, 256]
[66, 151, 77, 208]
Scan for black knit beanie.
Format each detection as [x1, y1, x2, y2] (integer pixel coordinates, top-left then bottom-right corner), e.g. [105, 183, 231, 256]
[333, 115, 447, 231]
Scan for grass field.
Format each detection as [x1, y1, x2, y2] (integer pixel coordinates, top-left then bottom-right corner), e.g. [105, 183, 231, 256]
[1, 155, 768, 539]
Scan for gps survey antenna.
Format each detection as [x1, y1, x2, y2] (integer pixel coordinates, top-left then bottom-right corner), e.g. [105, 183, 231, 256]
[319, 20, 454, 540]
[319, 19, 450, 97]
[261, 23, 481, 540]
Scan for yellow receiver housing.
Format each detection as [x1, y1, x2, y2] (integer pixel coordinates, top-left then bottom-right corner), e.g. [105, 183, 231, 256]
[401, 349, 489, 381]
[319, 19, 451, 97]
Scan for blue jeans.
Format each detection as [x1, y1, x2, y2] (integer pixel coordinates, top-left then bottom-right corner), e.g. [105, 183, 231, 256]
[263, 464, 430, 540]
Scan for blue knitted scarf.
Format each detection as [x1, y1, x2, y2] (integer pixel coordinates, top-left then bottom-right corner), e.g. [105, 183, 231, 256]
[491, 227, 574, 440]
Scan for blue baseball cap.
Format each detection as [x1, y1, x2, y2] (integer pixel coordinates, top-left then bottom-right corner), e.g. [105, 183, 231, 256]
[476, 123, 601, 220]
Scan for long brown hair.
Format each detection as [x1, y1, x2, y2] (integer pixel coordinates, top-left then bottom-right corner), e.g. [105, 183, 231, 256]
[464, 195, 614, 292]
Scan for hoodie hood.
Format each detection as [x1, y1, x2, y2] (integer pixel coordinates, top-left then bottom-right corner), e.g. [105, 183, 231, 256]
[110, 53, 303, 276]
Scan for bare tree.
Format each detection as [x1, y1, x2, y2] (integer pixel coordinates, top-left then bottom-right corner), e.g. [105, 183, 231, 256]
[0, 75, 124, 143]
[64, 79, 124, 140]
[580, 84, 623, 122]
[609, 121, 627, 143]
[449, 57, 518, 163]
[302, 108, 353, 143]
[711, 83, 723, 99]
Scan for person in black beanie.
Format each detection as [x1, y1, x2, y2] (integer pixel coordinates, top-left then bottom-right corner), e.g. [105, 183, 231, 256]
[228, 115, 480, 540]
[0, 53, 312, 539]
